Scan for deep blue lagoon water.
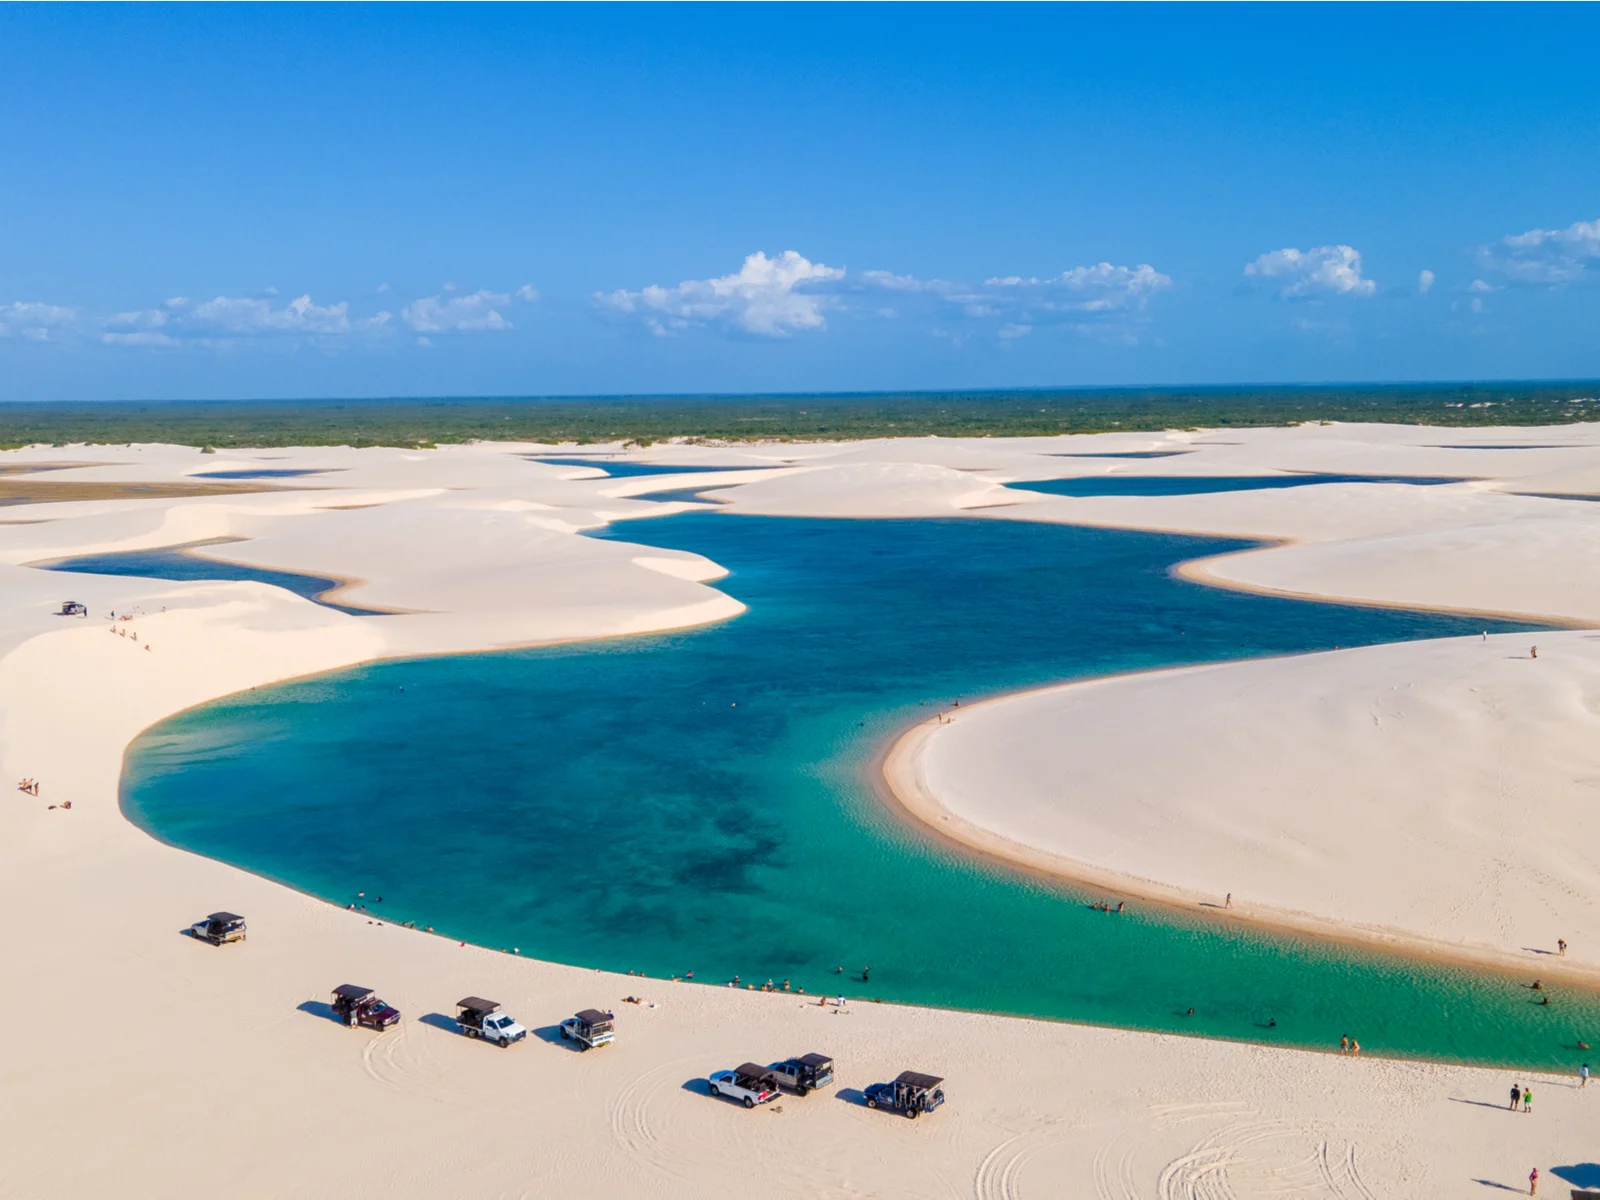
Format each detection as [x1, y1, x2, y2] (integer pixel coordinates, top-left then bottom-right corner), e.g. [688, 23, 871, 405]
[192, 468, 331, 479]
[45, 546, 389, 617]
[528, 457, 778, 478]
[1009, 473, 1468, 497]
[120, 514, 1597, 1067]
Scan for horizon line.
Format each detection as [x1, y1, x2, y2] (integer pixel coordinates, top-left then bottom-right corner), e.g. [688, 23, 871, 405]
[9, 377, 1600, 407]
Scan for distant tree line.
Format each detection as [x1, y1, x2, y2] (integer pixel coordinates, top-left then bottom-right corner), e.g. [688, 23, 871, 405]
[2, 383, 1597, 449]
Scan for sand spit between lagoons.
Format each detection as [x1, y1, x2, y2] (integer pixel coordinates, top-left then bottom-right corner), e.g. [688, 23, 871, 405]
[4, 425, 1600, 1197]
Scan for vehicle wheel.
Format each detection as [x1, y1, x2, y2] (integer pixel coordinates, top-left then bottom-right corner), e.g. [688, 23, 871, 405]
[796, 1085, 809, 1097]
[743, 1096, 755, 1109]
[708, 1085, 720, 1099]
[906, 1108, 919, 1120]
[866, 1098, 877, 1109]
[560, 1027, 569, 1039]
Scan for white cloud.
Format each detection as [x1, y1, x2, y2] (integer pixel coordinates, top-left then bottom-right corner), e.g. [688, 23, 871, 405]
[186, 294, 354, 334]
[0, 301, 79, 341]
[402, 289, 519, 333]
[97, 284, 531, 347]
[598, 250, 845, 337]
[101, 331, 177, 347]
[980, 262, 1173, 313]
[1244, 245, 1376, 297]
[883, 262, 1170, 342]
[1479, 217, 1600, 284]
[601, 253, 1172, 344]
[102, 294, 390, 346]
[1468, 279, 1496, 294]
[856, 269, 956, 294]
[1418, 269, 1435, 294]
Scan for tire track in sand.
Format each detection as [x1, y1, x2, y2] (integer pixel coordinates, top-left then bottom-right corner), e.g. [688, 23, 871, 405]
[1156, 1117, 1365, 1200]
[608, 1055, 714, 1185]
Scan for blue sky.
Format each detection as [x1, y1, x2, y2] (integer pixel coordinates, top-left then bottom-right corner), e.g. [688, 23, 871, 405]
[3, 3, 1600, 401]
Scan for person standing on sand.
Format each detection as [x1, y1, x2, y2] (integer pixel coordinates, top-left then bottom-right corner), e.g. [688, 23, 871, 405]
[1510, 1083, 1522, 1110]
[1532, 645, 1538, 659]
[1530, 1166, 1539, 1194]
[1225, 893, 1232, 908]
[1350, 1039, 1360, 1056]
[1581, 1063, 1589, 1089]
[1340, 1035, 1350, 1054]
[1558, 939, 1567, 955]
[1523, 1086, 1533, 1113]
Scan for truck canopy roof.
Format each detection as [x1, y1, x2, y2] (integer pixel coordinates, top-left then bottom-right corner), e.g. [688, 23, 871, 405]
[332, 984, 374, 1001]
[206, 912, 245, 924]
[798, 1053, 832, 1069]
[735, 1063, 778, 1082]
[456, 996, 499, 1012]
[894, 1071, 944, 1090]
[575, 1008, 611, 1025]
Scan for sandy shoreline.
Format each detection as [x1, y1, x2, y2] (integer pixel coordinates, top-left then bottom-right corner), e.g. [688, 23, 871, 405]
[876, 678, 1600, 990]
[1173, 541, 1600, 630]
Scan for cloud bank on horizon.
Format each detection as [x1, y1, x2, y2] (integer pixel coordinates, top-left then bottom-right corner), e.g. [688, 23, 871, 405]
[594, 252, 1172, 341]
[16, 217, 1581, 357]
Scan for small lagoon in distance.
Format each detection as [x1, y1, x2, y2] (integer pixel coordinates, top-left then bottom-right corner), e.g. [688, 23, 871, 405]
[45, 545, 390, 617]
[527, 456, 779, 478]
[1008, 473, 1468, 497]
[120, 514, 1597, 1068]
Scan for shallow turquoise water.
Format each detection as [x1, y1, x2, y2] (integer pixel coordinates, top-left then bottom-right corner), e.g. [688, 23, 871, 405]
[120, 514, 1598, 1068]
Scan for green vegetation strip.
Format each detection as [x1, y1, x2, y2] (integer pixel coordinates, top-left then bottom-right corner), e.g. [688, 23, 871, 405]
[3, 384, 1599, 449]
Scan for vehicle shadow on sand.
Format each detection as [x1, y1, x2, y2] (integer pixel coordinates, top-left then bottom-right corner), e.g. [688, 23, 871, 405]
[835, 1087, 870, 1107]
[681, 1078, 716, 1097]
[530, 1024, 585, 1051]
[296, 1000, 342, 1024]
[1553, 1163, 1600, 1188]
[418, 1012, 461, 1034]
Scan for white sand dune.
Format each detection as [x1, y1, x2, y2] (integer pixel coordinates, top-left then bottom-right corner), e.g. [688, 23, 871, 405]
[891, 631, 1600, 976]
[3, 426, 1600, 1196]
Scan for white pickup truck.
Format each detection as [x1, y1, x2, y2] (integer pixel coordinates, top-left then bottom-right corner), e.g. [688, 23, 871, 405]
[560, 1009, 615, 1049]
[707, 1063, 782, 1109]
[190, 912, 247, 946]
[456, 997, 527, 1047]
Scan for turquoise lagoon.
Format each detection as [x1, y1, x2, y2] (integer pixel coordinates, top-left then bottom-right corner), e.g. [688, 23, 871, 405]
[118, 514, 1596, 1067]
